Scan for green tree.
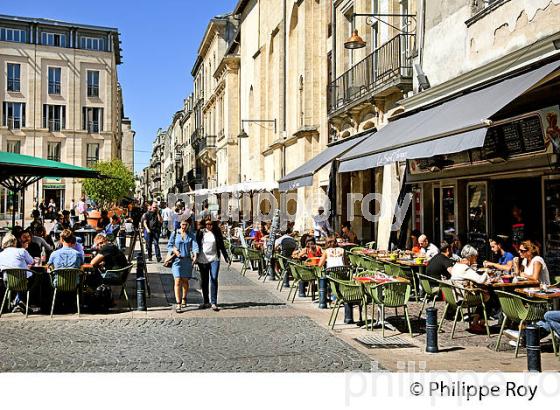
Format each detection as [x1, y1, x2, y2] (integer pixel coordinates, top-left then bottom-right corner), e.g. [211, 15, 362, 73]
[82, 159, 135, 209]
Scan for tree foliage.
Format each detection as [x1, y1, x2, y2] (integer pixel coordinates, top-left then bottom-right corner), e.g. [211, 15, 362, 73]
[82, 159, 135, 209]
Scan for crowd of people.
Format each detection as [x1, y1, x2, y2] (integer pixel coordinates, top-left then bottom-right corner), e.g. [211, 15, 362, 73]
[0, 198, 132, 314]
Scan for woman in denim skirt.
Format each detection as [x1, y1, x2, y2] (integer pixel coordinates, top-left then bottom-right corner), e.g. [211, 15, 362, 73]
[167, 218, 199, 313]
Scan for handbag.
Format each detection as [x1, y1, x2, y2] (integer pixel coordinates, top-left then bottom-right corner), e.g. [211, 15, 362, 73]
[163, 228, 179, 268]
[163, 253, 176, 268]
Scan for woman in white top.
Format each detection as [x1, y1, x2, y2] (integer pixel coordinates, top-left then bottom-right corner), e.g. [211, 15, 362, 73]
[319, 235, 345, 269]
[514, 240, 550, 285]
[0, 233, 34, 311]
[449, 244, 489, 333]
[196, 219, 229, 311]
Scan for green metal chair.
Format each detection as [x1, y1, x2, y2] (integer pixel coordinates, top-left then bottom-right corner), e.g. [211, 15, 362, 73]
[0, 269, 34, 318]
[347, 253, 363, 274]
[101, 264, 133, 311]
[416, 272, 441, 319]
[325, 265, 351, 281]
[391, 264, 419, 300]
[361, 256, 384, 273]
[50, 268, 82, 318]
[241, 247, 264, 277]
[286, 262, 318, 303]
[382, 261, 400, 277]
[436, 280, 490, 339]
[276, 255, 291, 291]
[368, 281, 413, 337]
[327, 277, 367, 330]
[494, 290, 548, 358]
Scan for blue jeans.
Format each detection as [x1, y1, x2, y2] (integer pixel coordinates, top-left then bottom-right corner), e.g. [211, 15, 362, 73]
[199, 260, 220, 305]
[538, 310, 560, 336]
[144, 230, 161, 260]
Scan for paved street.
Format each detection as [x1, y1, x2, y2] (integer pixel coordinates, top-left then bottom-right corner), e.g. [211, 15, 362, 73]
[0, 259, 373, 372]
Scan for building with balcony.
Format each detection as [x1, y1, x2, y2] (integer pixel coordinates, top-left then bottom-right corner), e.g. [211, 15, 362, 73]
[0, 14, 130, 217]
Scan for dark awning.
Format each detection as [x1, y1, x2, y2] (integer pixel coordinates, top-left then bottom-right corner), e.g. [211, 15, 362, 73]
[339, 59, 560, 172]
[278, 132, 371, 191]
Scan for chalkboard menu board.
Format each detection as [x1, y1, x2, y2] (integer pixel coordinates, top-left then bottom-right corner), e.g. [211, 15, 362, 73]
[482, 127, 501, 159]
[520, 116, 546, 152]
[482, 115, 545, 160]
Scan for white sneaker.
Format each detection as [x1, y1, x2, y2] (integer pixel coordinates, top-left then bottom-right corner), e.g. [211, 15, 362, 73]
[504, 329, 519, 339]
[508, 340, 518, 347]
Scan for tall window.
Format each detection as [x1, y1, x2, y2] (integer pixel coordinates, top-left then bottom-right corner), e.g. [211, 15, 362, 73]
[87, 70, 99, 97]
[6, 140, 21, 154]
[48, 67, 61, 95]
[86, 143, 100, 167]
[0, 28, 26, 43]
[42, 104, 66, 131]
[47, 142, 61, 162]
[344, 8, 354, 69]
[41, 32, 66, 47]
[79, 36, 106, 51]
[2, 102, 26, 129]
[7, 63, 20, 92]
[83, 107, 103, 133]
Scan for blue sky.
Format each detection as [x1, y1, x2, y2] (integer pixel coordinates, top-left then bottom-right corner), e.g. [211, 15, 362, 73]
[3, 0, 238, 173]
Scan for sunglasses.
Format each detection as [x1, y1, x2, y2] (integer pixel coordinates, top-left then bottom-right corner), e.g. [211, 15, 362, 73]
[519, 248, 528, 253]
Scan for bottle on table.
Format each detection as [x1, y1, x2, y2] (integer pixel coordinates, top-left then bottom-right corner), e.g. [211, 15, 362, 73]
[40, 246, 47, 265]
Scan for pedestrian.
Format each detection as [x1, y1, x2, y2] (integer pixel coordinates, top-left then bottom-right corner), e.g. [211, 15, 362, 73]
[196, 218, 229, 311]
[48, 198, 57, 222]
[141, 202, 163, 262]
[167, 218, 198, 313]
[77, 196, 87, 221]
[161, 203, 173, 239]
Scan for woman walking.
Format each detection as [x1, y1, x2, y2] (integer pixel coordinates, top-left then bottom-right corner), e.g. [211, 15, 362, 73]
[196, 218, 230, 311]
[167, 218, 199, 313]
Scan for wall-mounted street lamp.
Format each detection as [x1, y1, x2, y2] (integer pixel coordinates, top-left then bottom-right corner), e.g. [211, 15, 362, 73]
[344, 12, 417, 50]
[239, 119, 277, 137]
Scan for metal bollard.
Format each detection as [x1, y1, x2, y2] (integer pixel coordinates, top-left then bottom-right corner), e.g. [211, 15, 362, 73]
[425, 307, 439, 353]
[526, 325, 541, 372]
[136, 255, 147, 311]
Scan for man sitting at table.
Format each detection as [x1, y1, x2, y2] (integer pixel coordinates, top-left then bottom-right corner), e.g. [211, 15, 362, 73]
[47, 231, 83, 286]
[418, 234, 439, 261]
[483, 237, 514, 272]
[91, 234, 128, 273]
[275, 229, 298, 258]
[426, 241, 455, 280]
[340, 222, 358, 244]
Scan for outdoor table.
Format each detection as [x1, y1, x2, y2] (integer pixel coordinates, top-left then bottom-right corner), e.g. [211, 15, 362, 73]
[337, 242, 357, 249]
[515, 287, 560, 300]
[30, 265, 52, 313]
[487, 279, 540, 289]
[358, 249, 378, 256]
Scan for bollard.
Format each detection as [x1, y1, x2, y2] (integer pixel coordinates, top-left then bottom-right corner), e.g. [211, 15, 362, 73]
[425, 307, 439, 353]
[136, 255, 147, 311]
[526, 325, 541, 372]
[344, 303, 354, 324]
[318, 277, 328, 309]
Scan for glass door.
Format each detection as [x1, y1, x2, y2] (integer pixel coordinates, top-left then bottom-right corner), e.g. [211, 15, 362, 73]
[544, 178, 560, 280]
[441, 186, 456, 244]
[467, 182, 490, 261]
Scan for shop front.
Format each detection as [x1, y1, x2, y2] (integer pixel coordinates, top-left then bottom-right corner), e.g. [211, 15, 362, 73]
[408, 104, 560, 277]
[42, 178, 66, 211]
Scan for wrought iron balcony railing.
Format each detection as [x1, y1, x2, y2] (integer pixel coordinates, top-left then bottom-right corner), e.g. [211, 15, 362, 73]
[328, 33, 415, 115]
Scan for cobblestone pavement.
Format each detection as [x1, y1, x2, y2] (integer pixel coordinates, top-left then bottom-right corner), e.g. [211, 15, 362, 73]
[0, 255, 374, 372]
[0, 316, 373, 372]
